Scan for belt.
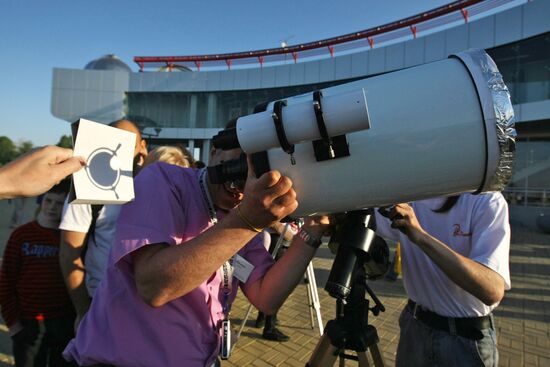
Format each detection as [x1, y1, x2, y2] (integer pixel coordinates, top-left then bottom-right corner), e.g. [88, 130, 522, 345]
[407, 299, 492, 341]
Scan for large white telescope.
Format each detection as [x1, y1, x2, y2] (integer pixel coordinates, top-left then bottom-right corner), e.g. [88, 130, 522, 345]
[211, 49, 516, 217]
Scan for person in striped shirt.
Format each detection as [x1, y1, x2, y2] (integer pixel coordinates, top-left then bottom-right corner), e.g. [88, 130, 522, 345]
[0, 179, 76, 367]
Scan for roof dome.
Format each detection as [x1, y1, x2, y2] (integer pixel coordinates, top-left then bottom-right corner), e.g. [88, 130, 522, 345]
[85, 54, 131, 72]
[157, 64, 192, 72]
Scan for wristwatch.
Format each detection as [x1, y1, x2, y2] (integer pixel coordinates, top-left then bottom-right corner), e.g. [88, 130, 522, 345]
[298, 227, 322, 249]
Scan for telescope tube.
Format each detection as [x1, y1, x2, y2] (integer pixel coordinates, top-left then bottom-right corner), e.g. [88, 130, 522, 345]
[254, 49, 515, 217]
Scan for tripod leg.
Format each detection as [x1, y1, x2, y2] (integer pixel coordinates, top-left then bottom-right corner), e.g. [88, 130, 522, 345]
[357, 352, 371, 367]
[306, 265, 316, 329]
[368, 343, 385, 367]
[339, 355, 347, 367]
[306, 262, 324, 335]
[233, 303, 254, 352]
[307, 333, 340, 367]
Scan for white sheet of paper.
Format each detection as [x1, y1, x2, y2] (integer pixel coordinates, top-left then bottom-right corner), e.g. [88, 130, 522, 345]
[70, 119, 136, 204]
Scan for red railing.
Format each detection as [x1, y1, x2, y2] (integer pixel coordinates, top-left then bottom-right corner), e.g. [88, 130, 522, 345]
[134, 0, 521, 71]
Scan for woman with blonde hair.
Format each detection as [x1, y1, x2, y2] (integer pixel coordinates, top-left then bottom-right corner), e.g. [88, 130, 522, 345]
[143, 146, 195, 168]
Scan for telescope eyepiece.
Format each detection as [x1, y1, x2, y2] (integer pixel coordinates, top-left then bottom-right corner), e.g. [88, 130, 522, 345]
[212, 128, 240, 150]
[206, 153, 248, 192]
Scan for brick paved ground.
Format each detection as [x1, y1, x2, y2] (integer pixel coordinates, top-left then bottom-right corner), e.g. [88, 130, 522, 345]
[0, 200, 548, 366]
[225, 227, 550, 367]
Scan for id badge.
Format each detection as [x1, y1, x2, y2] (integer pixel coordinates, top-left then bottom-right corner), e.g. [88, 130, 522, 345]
[233, 255, 254, 283]
[220, 319, 231, 360]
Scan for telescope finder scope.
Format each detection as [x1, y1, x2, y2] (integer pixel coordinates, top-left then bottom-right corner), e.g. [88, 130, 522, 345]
[211, 88, 370, 155]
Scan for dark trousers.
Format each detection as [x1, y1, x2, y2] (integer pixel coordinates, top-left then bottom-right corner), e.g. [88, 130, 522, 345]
[396, 305, 498, 367]
[12, 317, 76, 367]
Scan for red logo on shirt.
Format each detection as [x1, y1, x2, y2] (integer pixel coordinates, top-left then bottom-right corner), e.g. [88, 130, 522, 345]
[453, 224, 472, 237]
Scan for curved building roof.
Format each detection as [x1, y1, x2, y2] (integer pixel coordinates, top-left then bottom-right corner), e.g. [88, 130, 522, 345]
[85, 54, 131, 72]
[133, 0, 516, 71]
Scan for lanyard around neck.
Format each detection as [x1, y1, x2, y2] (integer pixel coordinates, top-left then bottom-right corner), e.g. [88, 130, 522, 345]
[199, 168, 217, 224]
[221, 257, 234, 316]
[199, 169, 234, 315]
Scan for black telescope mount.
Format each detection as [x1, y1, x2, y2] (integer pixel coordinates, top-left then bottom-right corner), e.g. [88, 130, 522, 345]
[307, 209, 388, 367]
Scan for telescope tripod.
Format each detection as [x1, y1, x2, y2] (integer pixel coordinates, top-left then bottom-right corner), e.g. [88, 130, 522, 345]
[307, 209, 387, 367]
[307, 267, 385, 367]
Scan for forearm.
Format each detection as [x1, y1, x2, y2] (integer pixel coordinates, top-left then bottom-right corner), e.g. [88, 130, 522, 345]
[134, 211, 259, 307]
[63, 266, 91, 315]
[0, 165, 17, 199]
[59, 243, 91, 315]
[0, 301, 24, 336]
[0, 291, 23, 336]
[253, 240, 315, 314]
[415, 232, 505, 305]
[0, 297, 20, 328]
[0, 244, 22, 326]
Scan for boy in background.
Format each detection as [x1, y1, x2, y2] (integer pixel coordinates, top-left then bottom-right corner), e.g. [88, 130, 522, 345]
[0, 179, 76, 367]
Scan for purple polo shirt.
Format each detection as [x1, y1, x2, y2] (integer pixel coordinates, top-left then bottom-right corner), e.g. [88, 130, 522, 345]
[63, 163, 273, 367]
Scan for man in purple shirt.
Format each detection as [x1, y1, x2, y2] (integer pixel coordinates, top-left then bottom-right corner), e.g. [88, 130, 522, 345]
[63, 145, 328, 367]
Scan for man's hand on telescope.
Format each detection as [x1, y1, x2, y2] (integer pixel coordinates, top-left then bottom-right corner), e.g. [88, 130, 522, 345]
[384, 203, 427, 244]
[237, 156, 298, 230]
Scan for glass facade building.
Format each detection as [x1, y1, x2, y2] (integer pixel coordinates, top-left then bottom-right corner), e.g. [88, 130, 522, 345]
[125, 32, 550, 132]
[488, 32, 550, 105]
[126, 80, 353, 130]
[123, 33, 550, 207]
[487, 32, 550, 206]
[51, 0, 550, 220]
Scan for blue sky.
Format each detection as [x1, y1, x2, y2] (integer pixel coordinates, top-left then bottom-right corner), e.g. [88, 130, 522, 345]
[0, 0, 457, 146]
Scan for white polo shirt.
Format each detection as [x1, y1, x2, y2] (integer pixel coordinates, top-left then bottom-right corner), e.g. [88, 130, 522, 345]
[375, 193, 511, 318]
[59, 201, 122, 297]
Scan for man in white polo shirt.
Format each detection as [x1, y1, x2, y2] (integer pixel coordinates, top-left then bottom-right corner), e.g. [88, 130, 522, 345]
[376, 193, 510, 367]
[59, 119, 147, 329]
